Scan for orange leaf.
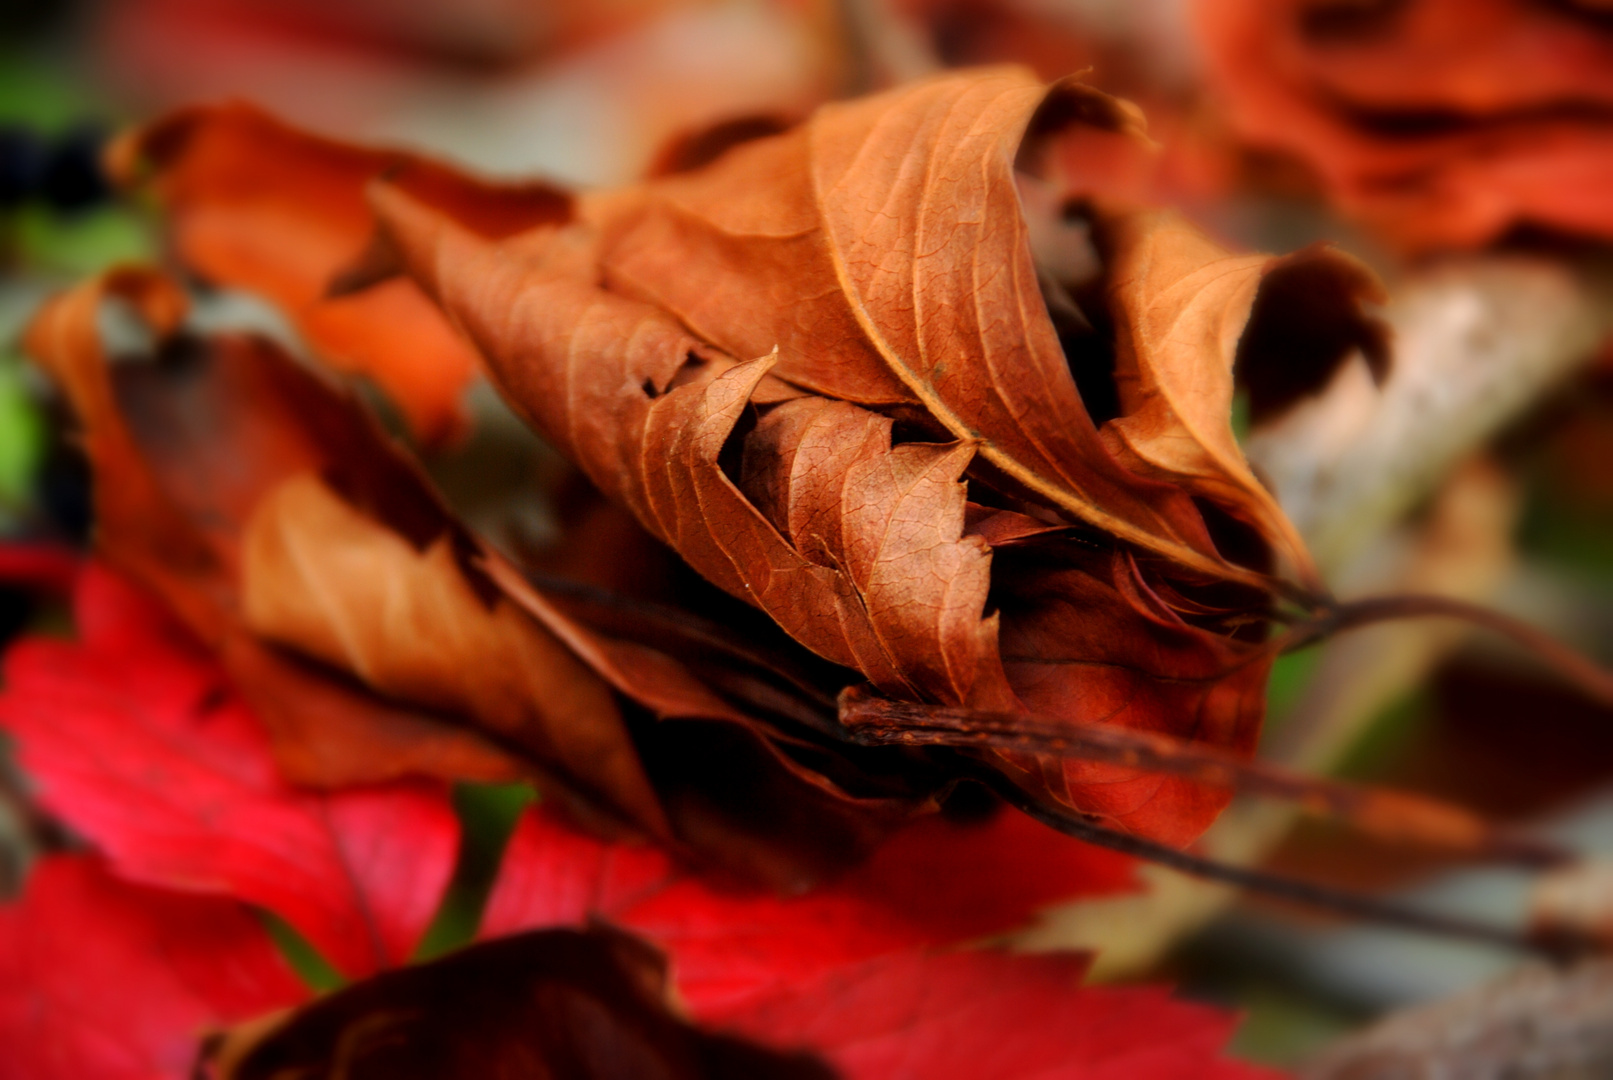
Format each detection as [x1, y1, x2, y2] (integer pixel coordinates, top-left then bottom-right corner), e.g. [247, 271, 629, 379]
[111, 103, 570, 442]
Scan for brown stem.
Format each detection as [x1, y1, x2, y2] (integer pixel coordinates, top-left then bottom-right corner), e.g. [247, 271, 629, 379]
[1284, 594, 1613, 707]
[981, 772, 1582, 962]
[840, 689, 1571, 869]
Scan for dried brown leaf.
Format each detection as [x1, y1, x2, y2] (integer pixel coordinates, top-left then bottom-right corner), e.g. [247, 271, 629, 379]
[358, 68, 1320, 842]
[1098, 212, 1385, 584]
[104, 68, 1392, 851]
[241, 473, 666, 834]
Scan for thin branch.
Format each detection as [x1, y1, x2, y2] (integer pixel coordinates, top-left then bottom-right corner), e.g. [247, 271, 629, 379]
[1285, 594, 1613, 707]
[840, 690, 1571, 868]
[987, 775, 1580, 962]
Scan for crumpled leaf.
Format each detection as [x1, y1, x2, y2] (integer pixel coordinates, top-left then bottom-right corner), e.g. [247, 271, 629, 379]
[207, 927, 835, 1080]
[1097, 210, 1385, 579]
[355, 68, 1345, 842]
[989, 548, 1272, 847]
[240, 472, 665, 835]
[1195, 0, 1613, 250]
[108, 102, 571, 442]
[23, 267, 926, 888]
[0, 564, 459, 977]
[375, 71, 1223, 576]
[0, 855, 309, 1080]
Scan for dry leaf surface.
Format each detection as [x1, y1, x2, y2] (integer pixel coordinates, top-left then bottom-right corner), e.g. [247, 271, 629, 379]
[350, 69, 1380, 842]
[103, 68, 1389, 847]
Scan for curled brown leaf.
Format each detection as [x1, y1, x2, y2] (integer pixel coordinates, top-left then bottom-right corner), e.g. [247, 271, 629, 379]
[357, 69, 1356, 842]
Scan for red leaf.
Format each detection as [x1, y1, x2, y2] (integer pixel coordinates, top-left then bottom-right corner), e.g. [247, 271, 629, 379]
[719, 949, 1279, 1080]
[482, 806, 1273, 1080]
[0, 564, 459, 977]
[831, 809, 1135, 945]
[0, 566, 1267, 1079]
[482, 803, 1133, 1013]
[0, 854, 307, 1080]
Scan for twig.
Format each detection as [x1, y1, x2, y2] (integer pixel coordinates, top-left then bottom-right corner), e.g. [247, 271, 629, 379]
[1282, 594, 1613, 708]
[840, 690, 1571, 868]
[979, 771, 1582, 963]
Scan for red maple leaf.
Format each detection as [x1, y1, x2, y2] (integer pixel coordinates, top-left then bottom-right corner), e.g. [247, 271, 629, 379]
[481, 805, 1135, 1014]
[718, 949, 1275, 1080]
[0, 855, 306, 1080]
[482, 806, 1277, 1080]
[0, 563, 460, 976]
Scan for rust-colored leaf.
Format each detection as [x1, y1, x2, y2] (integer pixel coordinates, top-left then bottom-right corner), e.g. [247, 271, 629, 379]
[356, 68, 1349, 842]
[109, 102, 571, 442]
[240, 472, 666, 834]
[1097, 211, 1385, 583]
[23, 268, 520, 788]
[96, 68, 1387, 850]
[467, 70, 1230, 577]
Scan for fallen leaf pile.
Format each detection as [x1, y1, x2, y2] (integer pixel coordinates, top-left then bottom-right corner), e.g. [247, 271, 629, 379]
[7, 1, 1613, 1072]
[1, 64, 1403, 1078]
[1195, 0, 1613, 250]
[106, 67, 1387, 857]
